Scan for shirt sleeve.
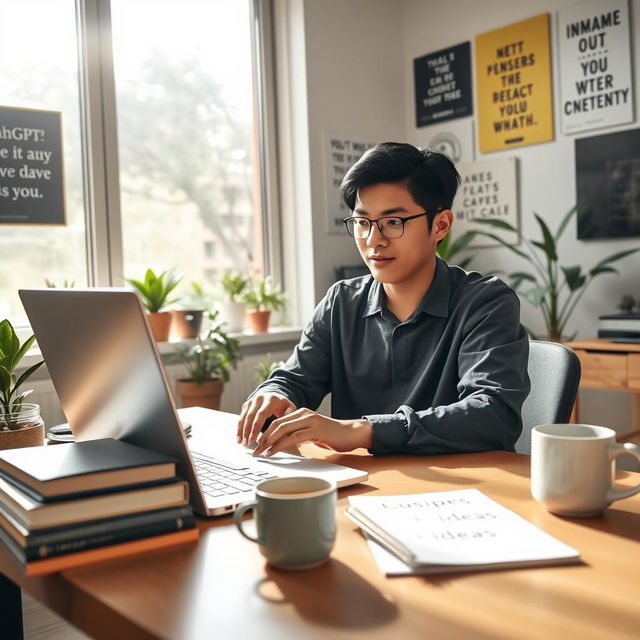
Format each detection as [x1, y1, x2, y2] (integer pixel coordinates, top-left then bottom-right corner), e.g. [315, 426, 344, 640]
[248, 286, 335, 410]
[366, 285, 530, 455]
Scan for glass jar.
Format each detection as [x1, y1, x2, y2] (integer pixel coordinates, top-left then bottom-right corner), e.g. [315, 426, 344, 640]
[0, 403, 45, 449]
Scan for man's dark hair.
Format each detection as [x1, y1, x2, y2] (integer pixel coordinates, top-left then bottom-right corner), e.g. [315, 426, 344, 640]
[340, 142, 461, 229]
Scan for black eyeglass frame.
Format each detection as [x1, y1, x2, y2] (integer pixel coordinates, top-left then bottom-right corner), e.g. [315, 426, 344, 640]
[342, 211, 431, 239]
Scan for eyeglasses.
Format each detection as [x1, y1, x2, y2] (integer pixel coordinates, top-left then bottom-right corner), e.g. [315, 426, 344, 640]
[343, 212, 430, 239]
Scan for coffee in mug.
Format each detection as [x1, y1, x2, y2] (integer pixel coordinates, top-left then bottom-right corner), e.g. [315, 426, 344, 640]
[234, 476, 337, 569]
[531, 423, 640, 517]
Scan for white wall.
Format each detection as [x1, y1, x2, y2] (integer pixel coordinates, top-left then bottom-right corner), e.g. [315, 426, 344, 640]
[401, 0, 640, 342]
[400, 0, 640, 433]
[292, 0, 639, 432]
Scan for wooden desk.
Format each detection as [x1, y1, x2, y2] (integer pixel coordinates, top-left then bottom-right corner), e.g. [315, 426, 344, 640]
[2, 408, 639, 640]
[565, 339, 640, 431]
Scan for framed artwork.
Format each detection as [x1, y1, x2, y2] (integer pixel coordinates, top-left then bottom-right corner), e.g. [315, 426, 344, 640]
[414, 42, 473, 127]
[475, 14, 554, 153]
[557, 0, 633, 135]
[0, 105, 66, 225]
[576, 128, 640, 239]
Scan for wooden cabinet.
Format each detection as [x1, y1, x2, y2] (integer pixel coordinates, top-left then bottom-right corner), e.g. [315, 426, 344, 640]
[565, 339, 640, 431]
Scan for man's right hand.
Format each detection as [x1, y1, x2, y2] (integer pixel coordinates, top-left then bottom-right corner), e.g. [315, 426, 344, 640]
[236, 392, 297, 447]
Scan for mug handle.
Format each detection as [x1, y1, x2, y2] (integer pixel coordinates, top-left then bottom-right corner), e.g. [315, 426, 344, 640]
[233, 500, 260, 543]
[607, 443, 640, 503]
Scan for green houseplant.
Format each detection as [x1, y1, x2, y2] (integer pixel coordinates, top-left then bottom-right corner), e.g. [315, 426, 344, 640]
[243, 276, 286, 333]
[436, 230, 478, 269]
[253, 354, 286, 384]
[472, 206, 639, 341]
[126, 268, 183, 341]
[0, 319, 45, 449]
[218, 271, 250, 332]
[173, 310, 241, 410]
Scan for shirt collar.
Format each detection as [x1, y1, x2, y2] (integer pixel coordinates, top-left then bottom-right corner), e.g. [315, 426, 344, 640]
[361, 257, 451, 319]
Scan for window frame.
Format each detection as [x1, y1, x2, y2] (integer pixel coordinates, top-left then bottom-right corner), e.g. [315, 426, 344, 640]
[73, 0, 280, 289]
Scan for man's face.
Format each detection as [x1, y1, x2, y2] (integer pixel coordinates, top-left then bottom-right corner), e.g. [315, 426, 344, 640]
[352, 181, 451, 287]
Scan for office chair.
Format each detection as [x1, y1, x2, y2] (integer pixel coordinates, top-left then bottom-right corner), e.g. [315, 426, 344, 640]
[515, 340, 581, 455]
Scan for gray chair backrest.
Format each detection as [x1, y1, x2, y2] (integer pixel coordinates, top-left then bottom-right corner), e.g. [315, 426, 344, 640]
[515, 340, 581, 455]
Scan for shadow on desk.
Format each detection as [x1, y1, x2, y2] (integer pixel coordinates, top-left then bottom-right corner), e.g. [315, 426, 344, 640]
[259, 559, 398, 630]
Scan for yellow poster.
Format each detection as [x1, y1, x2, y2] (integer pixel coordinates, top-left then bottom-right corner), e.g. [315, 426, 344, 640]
[475, 13, 554, 153]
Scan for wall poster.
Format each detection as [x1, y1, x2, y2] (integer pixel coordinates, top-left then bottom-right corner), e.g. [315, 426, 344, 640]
[324, 133, 376, 234]
[414, 41, 473, 127]
[558, 0, 633, 135]
[414, 118, 475, 164]
[576, 128, 640, 239]
[0, 105, 65, 225]
[475, 14, 554, 153]
[450, 156, 519, 248]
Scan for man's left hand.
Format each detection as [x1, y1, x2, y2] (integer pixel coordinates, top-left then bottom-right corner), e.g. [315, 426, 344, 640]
[251, 408, 373, 457]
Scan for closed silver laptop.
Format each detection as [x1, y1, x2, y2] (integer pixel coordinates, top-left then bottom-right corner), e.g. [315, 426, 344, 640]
[19, 288, 368, 516]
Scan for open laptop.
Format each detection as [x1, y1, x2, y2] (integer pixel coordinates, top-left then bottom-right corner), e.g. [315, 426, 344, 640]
[19, 288, 368, 516]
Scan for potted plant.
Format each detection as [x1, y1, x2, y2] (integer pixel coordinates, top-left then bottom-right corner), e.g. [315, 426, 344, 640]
[218, 271, 250, 332]
[126, 268, 183, 342]
[243, 276, 286, 333]
[0, 319, 45, 450]
[173, 310, 241, 410]
[472, 206, 639, 341]
[253, 354, 286, 384]
[169, 282, 208, 341]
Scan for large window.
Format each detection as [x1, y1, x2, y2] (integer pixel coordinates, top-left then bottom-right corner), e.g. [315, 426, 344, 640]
[111, 0, 261, 285]
[0, 0, 270, 326]
[0, 0, 88, 324]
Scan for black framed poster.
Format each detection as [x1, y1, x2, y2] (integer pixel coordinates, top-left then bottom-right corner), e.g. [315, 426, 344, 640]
[414, 41, 473, 127]
[575, 128, 640, 239]
[0, 105, 66, 225]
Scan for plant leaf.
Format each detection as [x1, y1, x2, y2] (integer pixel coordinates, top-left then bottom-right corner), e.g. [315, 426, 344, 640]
[554, 205, 577, 242]
[533, 213, 557, 262]
[522, 285, 549, 307]
[561, 265, 586, 291]
[12, 360, 45, 393]
[590, 248, 640, 276]
[0, 319, 19, 363]
[472, 218, 517, 233]
[590, 265, 618, 277]
[472, 231, 530, 260]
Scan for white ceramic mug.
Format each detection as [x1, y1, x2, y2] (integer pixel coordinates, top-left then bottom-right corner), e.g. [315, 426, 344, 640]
[531, 423, 640, 517]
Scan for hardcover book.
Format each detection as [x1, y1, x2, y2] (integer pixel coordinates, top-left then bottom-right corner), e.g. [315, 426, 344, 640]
[0, 438, 177, 501]
[347, 488, 580, 575]
[0, 503, 195, 560]
[2, 526, 199, 577]
[0, 475, 189, 529]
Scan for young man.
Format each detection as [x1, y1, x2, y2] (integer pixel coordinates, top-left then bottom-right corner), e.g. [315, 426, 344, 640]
[237, 142, 530, 457]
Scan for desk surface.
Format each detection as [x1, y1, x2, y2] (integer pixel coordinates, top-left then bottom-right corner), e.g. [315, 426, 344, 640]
[2, 408, 640, 640]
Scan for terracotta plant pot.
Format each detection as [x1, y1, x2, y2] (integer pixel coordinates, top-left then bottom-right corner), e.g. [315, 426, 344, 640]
[246, 310, 271, 333]
[0, 404, 45, 450]
[176, 378, 224, 410]
[170, 309, 204, 340]
[147, 311, 173, 342]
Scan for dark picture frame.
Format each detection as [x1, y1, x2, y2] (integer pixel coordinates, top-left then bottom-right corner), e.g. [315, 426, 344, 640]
[575, 128, 640, 239]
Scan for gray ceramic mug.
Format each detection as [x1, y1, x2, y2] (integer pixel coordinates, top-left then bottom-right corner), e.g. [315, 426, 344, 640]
[234, 476, 337, 570]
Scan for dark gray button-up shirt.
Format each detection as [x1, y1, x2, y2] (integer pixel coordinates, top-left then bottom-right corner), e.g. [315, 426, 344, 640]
[255, 258, 530, 455]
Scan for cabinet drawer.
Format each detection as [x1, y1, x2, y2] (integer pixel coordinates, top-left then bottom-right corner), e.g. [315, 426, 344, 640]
[576, 350, 628, 390]
[630, 354, 640, 390]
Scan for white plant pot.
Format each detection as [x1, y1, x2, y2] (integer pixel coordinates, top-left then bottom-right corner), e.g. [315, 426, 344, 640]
[218, 301, 246, 333]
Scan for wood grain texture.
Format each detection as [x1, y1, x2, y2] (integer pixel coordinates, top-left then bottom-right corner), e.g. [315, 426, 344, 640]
[2, 409, 639, 640]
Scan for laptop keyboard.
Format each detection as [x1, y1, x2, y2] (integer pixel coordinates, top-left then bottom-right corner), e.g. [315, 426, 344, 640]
[191, 452, 277, 498]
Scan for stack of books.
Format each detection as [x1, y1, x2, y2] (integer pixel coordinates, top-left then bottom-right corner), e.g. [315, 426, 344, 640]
[598, 313, 640, 342]
[346, 488, 580, 575]
[0, 438, 199, 576]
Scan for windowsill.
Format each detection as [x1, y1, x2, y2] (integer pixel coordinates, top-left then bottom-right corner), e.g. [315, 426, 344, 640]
[19, 326, 303, 371]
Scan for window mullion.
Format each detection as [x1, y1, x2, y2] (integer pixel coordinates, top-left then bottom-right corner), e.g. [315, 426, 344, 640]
[75, 0, 123, 286]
